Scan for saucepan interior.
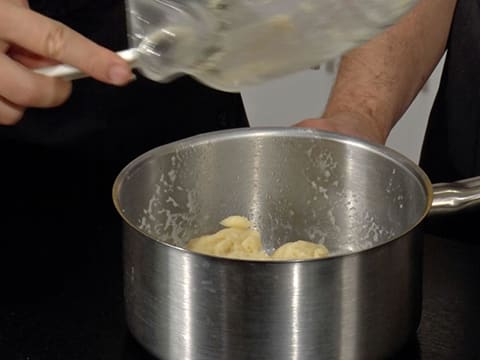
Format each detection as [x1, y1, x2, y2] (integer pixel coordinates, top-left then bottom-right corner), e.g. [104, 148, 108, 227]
[113, 127, 432, 259]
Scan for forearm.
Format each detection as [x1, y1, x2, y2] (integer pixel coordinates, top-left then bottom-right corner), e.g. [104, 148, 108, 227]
[323, 0, 457, 143]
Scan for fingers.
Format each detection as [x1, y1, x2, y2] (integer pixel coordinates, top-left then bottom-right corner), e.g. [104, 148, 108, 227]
[295, 115, 387, 144]
[0, 51, 70, 125]
[294, 119, 328, 129]
[0, 53, 72, 107]
[7, 45, 59, 68]
[0, 0, 134, 123]
[0, 3, 132, 85]
[0, 39, 9, 53]
[0, 40, 72, 125]
[0, 96, 25, 125]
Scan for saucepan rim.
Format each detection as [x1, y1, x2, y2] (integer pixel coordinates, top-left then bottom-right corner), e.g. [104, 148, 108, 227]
[112, 127, 433, 262]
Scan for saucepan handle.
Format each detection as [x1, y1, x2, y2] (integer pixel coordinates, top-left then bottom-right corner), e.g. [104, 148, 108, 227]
[430, 176, 480, 216]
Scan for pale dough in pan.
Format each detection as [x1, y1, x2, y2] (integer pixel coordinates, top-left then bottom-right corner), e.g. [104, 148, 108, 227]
[186, 216, 328, 260]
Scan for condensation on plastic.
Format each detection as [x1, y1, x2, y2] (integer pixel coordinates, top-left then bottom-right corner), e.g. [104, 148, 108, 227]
[126, 0, 417, 91]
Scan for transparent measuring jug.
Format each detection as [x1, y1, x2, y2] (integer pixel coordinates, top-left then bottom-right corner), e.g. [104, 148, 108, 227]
[37, 0, 417, 92]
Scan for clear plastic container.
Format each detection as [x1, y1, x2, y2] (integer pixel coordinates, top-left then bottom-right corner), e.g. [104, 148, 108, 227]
[126, 0, 417, 91]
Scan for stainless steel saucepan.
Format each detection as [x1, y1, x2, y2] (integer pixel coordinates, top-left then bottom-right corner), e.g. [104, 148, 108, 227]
[112, 127, 480, 360]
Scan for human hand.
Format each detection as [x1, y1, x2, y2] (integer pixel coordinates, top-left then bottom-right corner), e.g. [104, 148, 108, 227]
[294, 112, 389, 145]
[0, 0, 133, 125]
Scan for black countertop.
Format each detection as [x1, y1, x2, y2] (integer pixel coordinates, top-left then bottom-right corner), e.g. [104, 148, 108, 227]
[1, 226, 479, 360]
